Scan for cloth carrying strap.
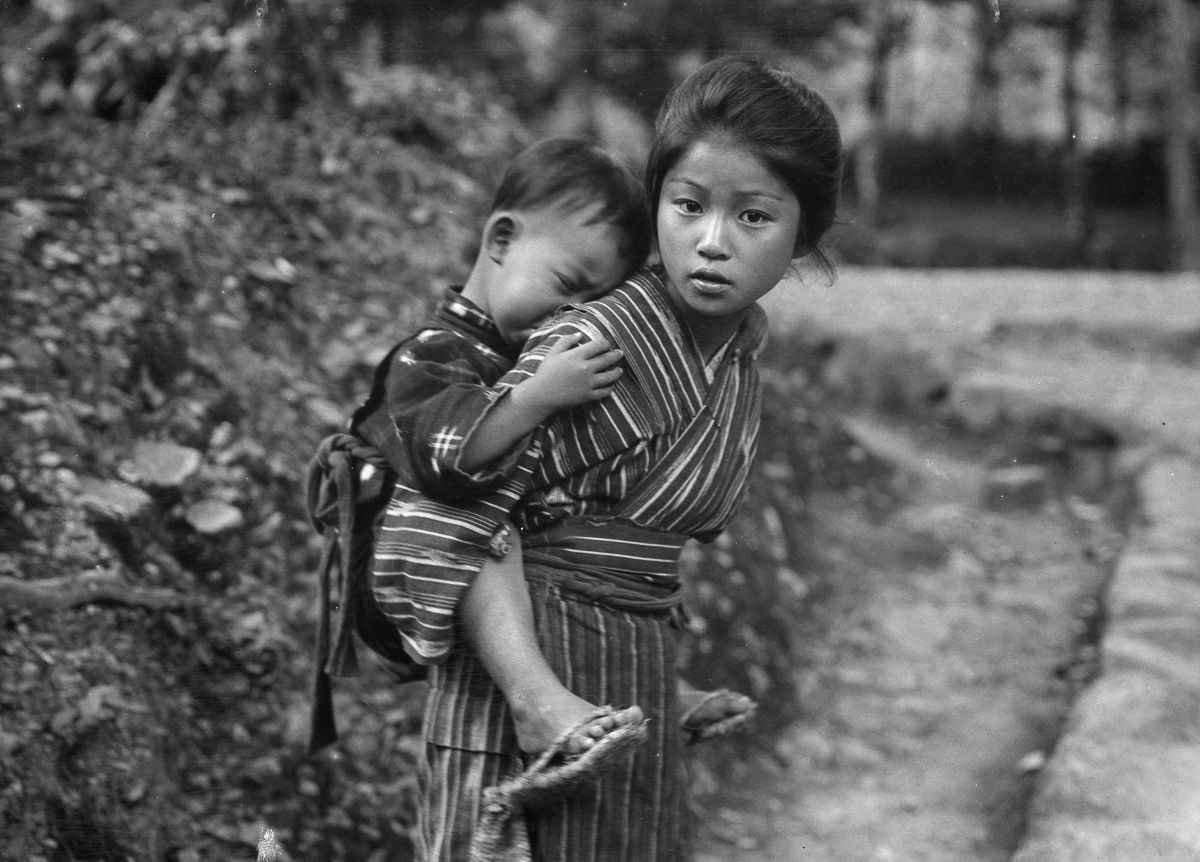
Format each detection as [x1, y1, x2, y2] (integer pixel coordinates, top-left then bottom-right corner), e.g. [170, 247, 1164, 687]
[305, 432, 390, 754]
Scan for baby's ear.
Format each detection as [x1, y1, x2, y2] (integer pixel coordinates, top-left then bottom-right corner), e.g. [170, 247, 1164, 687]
[484, 213, 521, 264]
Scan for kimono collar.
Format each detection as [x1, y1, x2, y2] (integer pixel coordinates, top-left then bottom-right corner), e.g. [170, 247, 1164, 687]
[637, 268, 768, 368]
[433, 285, 521, 363]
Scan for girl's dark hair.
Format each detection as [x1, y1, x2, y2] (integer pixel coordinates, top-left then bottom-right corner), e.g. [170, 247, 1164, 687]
[491, 138, 652, 274]
[645, 57, 844, 275]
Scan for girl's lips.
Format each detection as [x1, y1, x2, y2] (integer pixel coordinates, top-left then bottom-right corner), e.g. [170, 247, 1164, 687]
[689, 269, 732, 293]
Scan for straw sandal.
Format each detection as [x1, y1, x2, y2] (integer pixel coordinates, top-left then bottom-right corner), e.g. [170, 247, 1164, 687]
[469, 706, 648, 862]
[680, 688, 757, 746]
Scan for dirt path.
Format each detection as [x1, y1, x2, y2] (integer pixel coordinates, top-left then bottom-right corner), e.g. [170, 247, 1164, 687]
[693, 415, 1124, 862]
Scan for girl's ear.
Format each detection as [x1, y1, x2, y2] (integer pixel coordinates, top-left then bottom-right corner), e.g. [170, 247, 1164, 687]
[792, 212, 812, 257]
[484, 213, 522, 264]
[792, 230, 811, 259]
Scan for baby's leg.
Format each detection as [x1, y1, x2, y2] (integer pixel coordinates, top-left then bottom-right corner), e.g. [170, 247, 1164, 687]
[460, 528, 642, 756]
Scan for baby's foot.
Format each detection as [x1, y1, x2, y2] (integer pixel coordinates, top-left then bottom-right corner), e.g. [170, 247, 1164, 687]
[484, 702, 650, 817]
[511, 688, 644, 757]
[679, 687, 757, 745]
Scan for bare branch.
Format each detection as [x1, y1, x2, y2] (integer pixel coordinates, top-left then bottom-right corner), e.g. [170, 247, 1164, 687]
[0, 572, 194, 614]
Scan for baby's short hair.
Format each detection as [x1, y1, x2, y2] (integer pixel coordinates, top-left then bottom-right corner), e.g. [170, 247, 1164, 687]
[490, 138, 651, 274]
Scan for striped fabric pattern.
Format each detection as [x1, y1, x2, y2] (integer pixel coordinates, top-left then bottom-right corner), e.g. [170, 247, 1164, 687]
[505, 269, 765, 544]
[372, 460, 538, 664]
[420, 568, 687, 862]
[364, 289, 535, 664]
[419, 271, 767, 861]
[417, 744, 525, 862]
[376, 272, 765, 664]
[519, 517, 688, 580]
[361, 286, 521, 497]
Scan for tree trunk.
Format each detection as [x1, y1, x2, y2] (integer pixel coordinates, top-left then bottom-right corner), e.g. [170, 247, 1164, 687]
[1062, 0, 1094, 249]
[856, 1, 902, 230]
[1106, 0, 1134, 142]
[377, 1, 400, 67]
[1162, 0, 1200, 270]
[968, 2, 1005, 139]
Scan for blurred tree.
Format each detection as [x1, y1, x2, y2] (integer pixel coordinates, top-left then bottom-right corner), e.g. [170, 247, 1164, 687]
[335, 0, 509, 69]
[543, 1, 602, 138]
[856, 0, 910, 228]
[515, 0, 863, 165]
[1010, 0, 1098, 249]
[1162, 0, 1200, 269]
[855, 0, 1005, 227]
[1061, 0, 1093, 247]
[968, 0, 1010, 139]
[256, 0, 334, 119]
[1104, 0, 1138, 142]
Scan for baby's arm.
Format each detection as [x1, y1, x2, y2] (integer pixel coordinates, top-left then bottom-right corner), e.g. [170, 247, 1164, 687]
[458, 331, 623, 471]
[377, 336, 525, 498]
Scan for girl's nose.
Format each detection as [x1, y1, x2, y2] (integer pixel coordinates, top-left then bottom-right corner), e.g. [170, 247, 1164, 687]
[696, 216, 729, 260]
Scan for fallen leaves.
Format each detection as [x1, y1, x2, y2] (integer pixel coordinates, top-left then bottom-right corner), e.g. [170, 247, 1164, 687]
[118, 440, 202, 489]
[48, 683, 146, 743]
[0, 23, 535, 860]
[77, 477, 153, 522]
[245, 257, 297, 286]
[183, 498, 245, 535]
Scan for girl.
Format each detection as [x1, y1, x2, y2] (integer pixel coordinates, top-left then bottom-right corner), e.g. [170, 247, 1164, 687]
[418, 55, 844, 861]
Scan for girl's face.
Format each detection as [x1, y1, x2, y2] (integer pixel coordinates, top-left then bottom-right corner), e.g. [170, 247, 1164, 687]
[656, 136, 802, 351]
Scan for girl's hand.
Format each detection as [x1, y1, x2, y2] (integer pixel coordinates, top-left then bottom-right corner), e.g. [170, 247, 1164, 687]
[464, 333, 623, 467]
[521, 332, 623, 415]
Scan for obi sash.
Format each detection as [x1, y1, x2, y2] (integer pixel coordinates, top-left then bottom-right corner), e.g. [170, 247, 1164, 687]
[521, 517, 689, 616]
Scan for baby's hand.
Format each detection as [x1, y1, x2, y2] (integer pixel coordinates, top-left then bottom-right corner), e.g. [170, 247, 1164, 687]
[525, 332, 623, 413]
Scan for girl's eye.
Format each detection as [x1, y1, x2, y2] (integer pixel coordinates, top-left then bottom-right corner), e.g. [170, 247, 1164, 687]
[741, 209, 772, 226]
[672, 198, 702, 215]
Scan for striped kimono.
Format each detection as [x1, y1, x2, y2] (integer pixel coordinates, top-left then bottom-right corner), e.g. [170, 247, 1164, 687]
[362, 289, 535, 665]
[418, 270, 766, 862]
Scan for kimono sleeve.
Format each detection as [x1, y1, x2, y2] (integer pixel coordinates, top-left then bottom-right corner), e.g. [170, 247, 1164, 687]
[382, 335, 524, 501]
[449, 318, 599, 473]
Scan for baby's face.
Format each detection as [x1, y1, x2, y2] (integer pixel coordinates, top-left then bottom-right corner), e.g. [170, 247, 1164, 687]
[488, 204, 629, 344]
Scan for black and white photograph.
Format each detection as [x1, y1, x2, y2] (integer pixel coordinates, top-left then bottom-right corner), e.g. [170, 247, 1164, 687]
[2, 1, 1198, 859]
